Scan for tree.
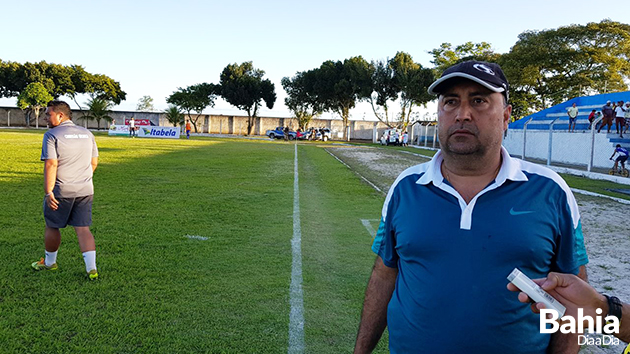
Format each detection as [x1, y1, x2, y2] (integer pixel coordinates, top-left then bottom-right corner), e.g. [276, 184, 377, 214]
[502, 19, 630, 118]
[364, 52, 435, 130]
[365, 58, 398, 127]
[136, 95, 155, 111]
[17, 82, 53, 127]
[428, 41, 497, 76]
[164, 105, 184, 127]
[281, 69, 322, 130]
[166, 83, 216, 133]
[82, 97, 113, 130]
[0, 60, 126, 109]
[219, 62, 276, 135]
[312, 56, 372, 140]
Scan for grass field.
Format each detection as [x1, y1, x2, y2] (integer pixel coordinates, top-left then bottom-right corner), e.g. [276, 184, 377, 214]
[0, 130, 389, 353]
[2, 129, 627, 354]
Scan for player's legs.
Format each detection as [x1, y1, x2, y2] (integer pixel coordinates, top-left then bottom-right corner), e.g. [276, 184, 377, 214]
[68, 196, 98, 275]
[45, 227, 61, 252]
[75, 226, 95, 253]
[36, 196, 73, 269]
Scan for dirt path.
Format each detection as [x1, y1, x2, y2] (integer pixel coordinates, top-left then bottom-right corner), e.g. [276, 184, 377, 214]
[328, 146, 630, 353]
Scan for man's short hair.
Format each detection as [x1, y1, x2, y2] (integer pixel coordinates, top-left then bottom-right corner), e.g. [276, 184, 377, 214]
[617, 144, 622, 148]
[47, 100, 72, 120]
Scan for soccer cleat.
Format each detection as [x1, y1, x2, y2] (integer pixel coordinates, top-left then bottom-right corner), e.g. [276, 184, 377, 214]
[87, 269, 98, 280]
[31, 258, 58, 271]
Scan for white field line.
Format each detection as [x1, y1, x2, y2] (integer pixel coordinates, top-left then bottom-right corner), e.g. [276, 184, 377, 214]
[398, 149, 433, 160]
[324, 149, 385, 196]
[289, 143, 305, 354]
[570, 188, 630, 205]
[360, 219, 379, 238]
[183, 235, 208, 240]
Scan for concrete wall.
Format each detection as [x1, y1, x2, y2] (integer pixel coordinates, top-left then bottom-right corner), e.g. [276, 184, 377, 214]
[0, 106, 160, 129]
[1, 105, 432, 141]
[503, 129, 616, 169]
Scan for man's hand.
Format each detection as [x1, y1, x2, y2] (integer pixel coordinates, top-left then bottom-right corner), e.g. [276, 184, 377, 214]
[46, 193, 59, 211]
[507, 272, 607, 321]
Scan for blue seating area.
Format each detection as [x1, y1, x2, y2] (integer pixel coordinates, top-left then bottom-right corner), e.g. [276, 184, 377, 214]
[509, 91, 630, 131]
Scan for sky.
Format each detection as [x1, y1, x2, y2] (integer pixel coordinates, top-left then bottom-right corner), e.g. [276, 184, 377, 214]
[2, 0, 630, 122]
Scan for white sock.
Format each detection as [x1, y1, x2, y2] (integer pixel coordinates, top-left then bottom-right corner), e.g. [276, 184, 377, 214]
[82, 250, 97, 273]
[45, 250, 58, 267]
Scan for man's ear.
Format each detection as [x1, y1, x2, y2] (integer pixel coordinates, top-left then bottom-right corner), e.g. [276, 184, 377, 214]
[503, 104, 512, 131]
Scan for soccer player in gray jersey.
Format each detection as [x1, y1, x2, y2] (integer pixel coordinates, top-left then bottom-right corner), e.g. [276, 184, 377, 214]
[32, 100, 100, 280]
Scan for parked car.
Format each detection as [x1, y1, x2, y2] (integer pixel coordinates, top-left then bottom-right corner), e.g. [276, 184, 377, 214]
[308, 127, 332, 141]
[295, 129, 309, 140]
[380, 129, 401, 145]
[266, 126, 296, 140]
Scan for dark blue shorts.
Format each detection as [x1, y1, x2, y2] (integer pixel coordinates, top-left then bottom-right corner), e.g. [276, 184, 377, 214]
[616, 155, 628, 163]
[43, 195, 93, 228]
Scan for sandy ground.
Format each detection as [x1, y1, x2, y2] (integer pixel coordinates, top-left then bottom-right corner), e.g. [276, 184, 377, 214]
[328, 146, 630, 353]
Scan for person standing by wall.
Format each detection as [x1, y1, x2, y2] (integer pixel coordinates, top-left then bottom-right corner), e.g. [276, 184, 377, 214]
[615, 100, 626, 138]
[185, 120, 192, 139]
[32, 100, 99, 280]
[567, 103, 578, 132]
[598, 101, 614, 134]
[587, 109, 596, 130]
[624, 101, 630, 135]
[129, 116, 136, 137]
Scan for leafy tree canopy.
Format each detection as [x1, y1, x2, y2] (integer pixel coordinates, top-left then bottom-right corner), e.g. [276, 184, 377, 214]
[219, 61, 276, 135]
[0, 60, 126, 106]
[166, 83, 216, 132]
[17, 82, 53, 126]
[428, 42, 496, 76]
[311, 56, 372, 139]
[164, 105, 184, 127]
[281, 69, 323, 129]
[136, 95, 155, 111]
[82, 97, 113, 130]
[502, 19, 630, 117]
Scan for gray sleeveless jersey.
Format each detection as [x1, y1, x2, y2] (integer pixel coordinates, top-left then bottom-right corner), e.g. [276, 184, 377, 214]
[41, 120, 99, 197]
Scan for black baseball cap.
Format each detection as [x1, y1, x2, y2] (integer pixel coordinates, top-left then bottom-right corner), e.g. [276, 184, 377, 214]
[428, 60, 509, 101]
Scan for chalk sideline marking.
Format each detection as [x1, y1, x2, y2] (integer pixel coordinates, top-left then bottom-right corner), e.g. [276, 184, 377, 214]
[360, 219, 379, 238]
[184, 235, 208, 241]
[570, 188, 630, 205]
[324, 148, 385, 196]
[289, 142, 305, 353]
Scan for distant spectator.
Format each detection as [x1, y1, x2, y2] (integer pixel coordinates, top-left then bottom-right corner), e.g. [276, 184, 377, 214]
[283, 126, 289, 141]
[567, 103, 578, 132]
[402, 131, 409, 146]
[615, 100, 626, 138]
[624, 101, 630, 134]
[598, 100, 614, 134]
[185, 120, 192, 139]
[129, 117, 136, 137]
[587, 109, 596, 130]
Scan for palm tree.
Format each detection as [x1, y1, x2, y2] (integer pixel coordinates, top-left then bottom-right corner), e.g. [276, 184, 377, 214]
[164, 105, 184, 127]
[83, 97, 113, 130]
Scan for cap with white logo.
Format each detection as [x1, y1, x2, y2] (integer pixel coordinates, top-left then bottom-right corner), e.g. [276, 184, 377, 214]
[428, 60, 509, 101]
